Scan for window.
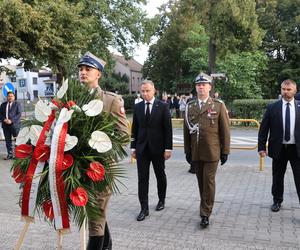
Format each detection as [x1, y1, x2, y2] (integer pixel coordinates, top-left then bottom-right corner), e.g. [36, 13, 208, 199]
[33, 90, 38, 98]
[10, 77, 16, 82]
[33, 77, 38, 85]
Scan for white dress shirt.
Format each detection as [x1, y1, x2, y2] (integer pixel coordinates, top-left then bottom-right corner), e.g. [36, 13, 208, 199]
[144, 97, 155, 114]
[198, 97, 209, 108]
[282, 98, 295, 144]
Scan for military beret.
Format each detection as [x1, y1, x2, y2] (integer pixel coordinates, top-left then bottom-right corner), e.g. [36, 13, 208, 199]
[194, 73, 212, 84]
[78, 52, 106, 72]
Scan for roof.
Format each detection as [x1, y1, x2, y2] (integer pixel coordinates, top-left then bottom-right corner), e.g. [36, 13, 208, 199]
[112, 54, 143, 72]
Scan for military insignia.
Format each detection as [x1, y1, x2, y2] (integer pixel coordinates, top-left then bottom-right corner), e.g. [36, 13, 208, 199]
[120, 106, 125, 115]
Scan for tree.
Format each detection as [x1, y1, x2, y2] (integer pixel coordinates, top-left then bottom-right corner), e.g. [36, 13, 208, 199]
[217, 51, 268, 102]
[183, 0, 264, 74]
[257, 0, 300, 95]
[0, 0, 148, 78]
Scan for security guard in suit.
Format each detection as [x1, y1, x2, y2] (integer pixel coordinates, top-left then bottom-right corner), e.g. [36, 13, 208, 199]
[184, 73, 230, 228]
[78, 52, 129, 249]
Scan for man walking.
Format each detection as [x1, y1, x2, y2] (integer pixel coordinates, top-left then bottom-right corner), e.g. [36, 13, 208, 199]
[0, 91, 22, 159]
[131, 80, 173, 221]
[78, 51, 129, 250]
[258, 79, 300, 212]
[184, 73, 230, 228]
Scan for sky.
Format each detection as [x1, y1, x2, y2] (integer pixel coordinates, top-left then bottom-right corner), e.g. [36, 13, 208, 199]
[133, 0, 169, 64]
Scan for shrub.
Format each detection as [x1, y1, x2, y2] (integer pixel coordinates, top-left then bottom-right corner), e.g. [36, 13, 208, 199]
[231, 99, 277, 121]
[122, 94, 136, 112]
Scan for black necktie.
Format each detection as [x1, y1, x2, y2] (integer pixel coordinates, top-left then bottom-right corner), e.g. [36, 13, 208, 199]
[145, 102, 150, 123]
[285, 102, 290, 141]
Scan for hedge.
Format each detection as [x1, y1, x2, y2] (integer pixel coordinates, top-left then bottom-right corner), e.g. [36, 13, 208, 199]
[231, 99, 278, 121]
[122, 94, 136, 113]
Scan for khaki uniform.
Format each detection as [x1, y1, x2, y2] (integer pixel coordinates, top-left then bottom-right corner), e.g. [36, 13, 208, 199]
[184, 97, 230, 217]
[89, 87, 129, 236]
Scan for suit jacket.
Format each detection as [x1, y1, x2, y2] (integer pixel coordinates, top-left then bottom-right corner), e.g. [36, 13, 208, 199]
[131, 98, 173, 155]
[0, 101, 22, 129]
[184, 97, 230, 162]
[258, 99, 300, 159]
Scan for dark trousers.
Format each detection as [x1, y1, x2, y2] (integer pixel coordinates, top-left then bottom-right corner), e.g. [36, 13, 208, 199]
[194, 161, 218, 217]
[3, 124, 18, 156]
[272, 144, 300, 204]
[136, 146, 167, 211]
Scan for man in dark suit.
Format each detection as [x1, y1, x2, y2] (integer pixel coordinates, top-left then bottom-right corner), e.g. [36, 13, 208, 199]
[0, 91, 22, 159]
[258, 79, 300, 212]
[131, 80, 173, 221]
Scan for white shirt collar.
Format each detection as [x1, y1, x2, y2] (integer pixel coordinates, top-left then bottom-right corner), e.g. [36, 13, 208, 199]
[282, 98, 295, 107]
[145, 97, 155, 105]
[198, 97, 209, 104]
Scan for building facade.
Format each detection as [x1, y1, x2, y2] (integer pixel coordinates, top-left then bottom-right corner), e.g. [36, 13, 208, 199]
[112, 54, 143, 94]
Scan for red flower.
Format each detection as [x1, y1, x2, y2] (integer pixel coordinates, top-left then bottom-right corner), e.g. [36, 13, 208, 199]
[65, 100, 76, 109]
[70, 187, 88, 206]
[42, 200, 54, 220]
[51, 99, 61, 108]
[15, 144, 33, 159]
[12, 166, 24, 183]
[33, 144, 50, 162]
[86, 162, 105, 182]
[61, 154, 74, 170]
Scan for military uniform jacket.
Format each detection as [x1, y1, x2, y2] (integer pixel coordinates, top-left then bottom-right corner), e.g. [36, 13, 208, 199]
[184, 97, 230, 162]
[96, 87, 129, 138]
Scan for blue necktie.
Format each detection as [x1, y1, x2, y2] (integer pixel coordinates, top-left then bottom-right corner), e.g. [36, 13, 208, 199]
[285, 103, 290, 141]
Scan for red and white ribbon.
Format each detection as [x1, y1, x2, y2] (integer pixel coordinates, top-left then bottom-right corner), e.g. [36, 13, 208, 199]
[21, 111, 56, 219]
[48, 119, 70, 230]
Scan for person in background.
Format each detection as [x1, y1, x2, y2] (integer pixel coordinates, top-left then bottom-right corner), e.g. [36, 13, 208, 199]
[258, 79, 300, 213]
[173, 95, 180, 118]
[0, 91, 22, 160]
[179, 95, 187, 119]
[135, 93, 143, 104]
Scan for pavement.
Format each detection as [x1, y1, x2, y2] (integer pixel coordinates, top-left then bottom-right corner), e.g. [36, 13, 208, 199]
[1, 142, 300, 249]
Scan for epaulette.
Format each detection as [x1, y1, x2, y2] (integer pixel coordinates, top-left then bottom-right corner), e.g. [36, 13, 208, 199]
[187, 99, 197, 105]
[104, 91, 118, 97]
[213, 98, 223, 103]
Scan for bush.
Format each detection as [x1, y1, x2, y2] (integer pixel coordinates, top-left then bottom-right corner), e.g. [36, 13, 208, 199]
[122, 94, 136, 112]
[231, 99, 277, 121]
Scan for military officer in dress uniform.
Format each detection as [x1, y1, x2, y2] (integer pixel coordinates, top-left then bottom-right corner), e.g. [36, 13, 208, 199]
[184, 73, 230, 228]
[78, 52, 129, 250]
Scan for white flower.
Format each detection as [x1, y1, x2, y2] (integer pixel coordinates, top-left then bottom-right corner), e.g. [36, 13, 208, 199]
[82, 99, 103, 117]
[56, 79, 68, 99]
[88, 131, 112, 153]
[29, 125, 43, 146]
[35, 100, 52, 122]
[56, 108, 74, 125]
[64, 134, 78, 151]
[16, 127, 30, 145]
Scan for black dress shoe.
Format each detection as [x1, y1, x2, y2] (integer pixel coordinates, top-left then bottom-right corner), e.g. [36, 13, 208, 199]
[271, 203, 281, 212]
[87, 236, 104, 250]
[137, 210, 149, 221]
[4, 155, 13, 160]
[200, 216, 209, 228]
[155, 201, 165, 211]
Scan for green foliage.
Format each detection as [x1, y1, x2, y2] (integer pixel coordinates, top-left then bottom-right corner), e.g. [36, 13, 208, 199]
[143, 0, 265, 95]
[0, 0, 148, 77]
[217, 51, 268, 102]
[232, 99, 277, 120]
[122, 94, 136, 111]
[257, 0, 300, 95]
[101, 73, 129, 95]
